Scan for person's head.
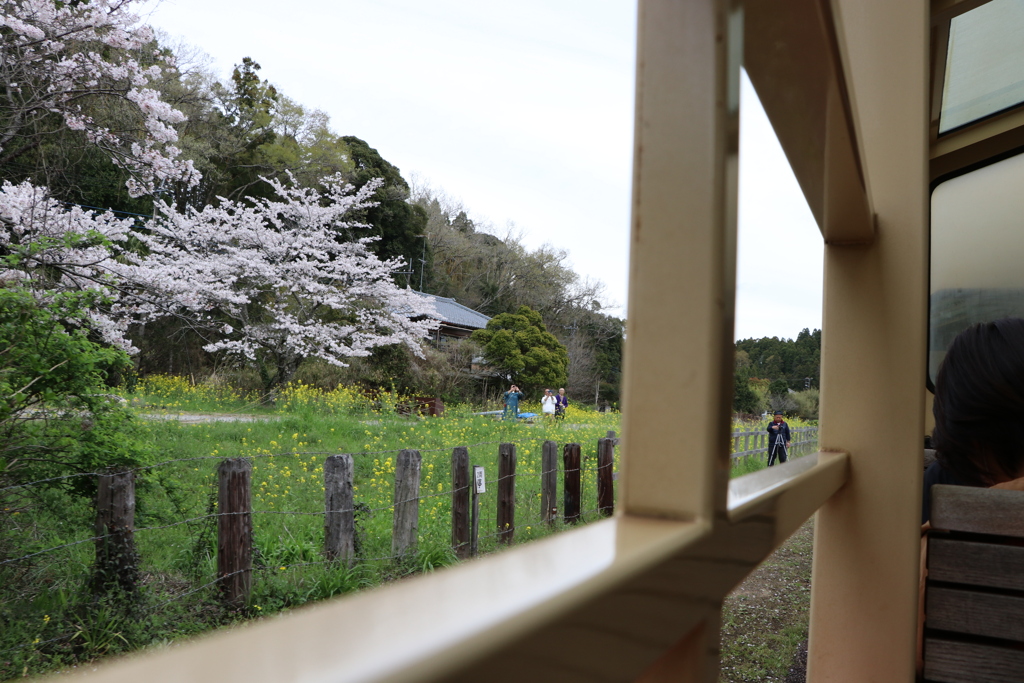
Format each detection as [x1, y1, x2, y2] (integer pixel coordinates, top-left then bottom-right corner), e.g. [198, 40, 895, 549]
[509, 384, 517, 391]
[558, 388, 565, 396]
[773, 411, 784, 423]
[933, 318, 1024, 486]
[545, 389, 552, 396]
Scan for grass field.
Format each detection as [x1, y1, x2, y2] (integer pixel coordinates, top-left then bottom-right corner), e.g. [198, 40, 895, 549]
[1, 376, 816, 680]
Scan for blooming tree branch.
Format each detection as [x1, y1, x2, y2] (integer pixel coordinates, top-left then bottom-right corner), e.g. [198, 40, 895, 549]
[0, 175, 440, 390]
[130, 174, 440, 389]
[0, 179, 140, 346]
[0, 0, 197, 196]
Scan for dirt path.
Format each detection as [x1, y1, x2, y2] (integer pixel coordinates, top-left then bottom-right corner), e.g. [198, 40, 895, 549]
[140, 412, 280, 424]
[719, 519, 814, 682]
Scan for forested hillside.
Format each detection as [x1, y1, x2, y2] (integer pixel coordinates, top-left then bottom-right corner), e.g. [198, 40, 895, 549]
[734, 329, 821, 417]
[0, 11, 622, 406]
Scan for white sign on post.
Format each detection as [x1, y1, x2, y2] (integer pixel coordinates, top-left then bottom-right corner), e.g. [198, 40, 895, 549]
[473, 466, 486, 494]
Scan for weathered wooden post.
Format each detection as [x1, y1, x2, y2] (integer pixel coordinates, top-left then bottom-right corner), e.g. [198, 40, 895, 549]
[541, 440, 558, 525]
[93, 468, 138, 594]
[597, 437, 615, 516]
[563, 443, 581, 523]
[324, 454, 355, 566]
[392, 449, 421, 559]
[451, 447, 470, 559]
[497, 443, 516, 544]
[217, 458, 252, 607]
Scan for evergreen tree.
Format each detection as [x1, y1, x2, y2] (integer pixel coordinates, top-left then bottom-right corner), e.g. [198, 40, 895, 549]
[471, 306, 569, 391]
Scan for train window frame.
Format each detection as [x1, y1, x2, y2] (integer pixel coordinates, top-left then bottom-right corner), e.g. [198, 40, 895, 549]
[927, 143, 1024, 392]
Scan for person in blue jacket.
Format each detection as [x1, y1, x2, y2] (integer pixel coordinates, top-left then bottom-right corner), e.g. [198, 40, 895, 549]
[766, 410, 791, 466]
[502, 384, 525, 420]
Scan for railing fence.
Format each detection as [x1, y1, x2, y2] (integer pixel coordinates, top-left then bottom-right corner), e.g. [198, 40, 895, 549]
[1, 424, 818, 650]
[731, 426, 819, 460]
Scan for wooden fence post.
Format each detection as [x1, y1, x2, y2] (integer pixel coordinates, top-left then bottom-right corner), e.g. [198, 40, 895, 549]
[93, 468, 137, 594]
[392, 449, 421, 559]
[497, 443, 516, 544]
[564, 443, 581, 523]
[597, 437, 615, 516]
[324, 454, 355, 566]
[451, 447, 470, 559]
[541, 440, 558, 525]
[217, 458, 252, 607]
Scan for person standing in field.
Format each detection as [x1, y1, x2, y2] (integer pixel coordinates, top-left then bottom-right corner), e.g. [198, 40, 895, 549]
[503, 384, 525, 420]
[766, 410, 791, 466]
[541, 389, 557, 419]
[555, 387, 569, 420]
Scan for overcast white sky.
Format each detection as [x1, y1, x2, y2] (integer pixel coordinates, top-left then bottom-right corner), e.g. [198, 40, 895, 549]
[139, 0, 822, 341]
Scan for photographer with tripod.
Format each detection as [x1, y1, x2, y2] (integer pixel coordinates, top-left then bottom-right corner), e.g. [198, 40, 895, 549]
[766, 410, 791, 466]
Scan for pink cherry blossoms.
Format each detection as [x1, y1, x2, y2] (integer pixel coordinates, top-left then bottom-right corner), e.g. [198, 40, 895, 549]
[0, 179, 141, 347]
[0, 0, 197, 196]
[1, 0, 438, 387]
[130, 175, 439, 384]
[0, 176, 439, 382]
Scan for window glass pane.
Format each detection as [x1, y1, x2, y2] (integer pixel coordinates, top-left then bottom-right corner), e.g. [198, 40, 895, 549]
[939, 0, 1024, 134]
[930, 150, 1024, 383]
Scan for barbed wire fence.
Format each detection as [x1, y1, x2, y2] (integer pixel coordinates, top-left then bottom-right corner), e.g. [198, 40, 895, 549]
[0, 426, 818, 667]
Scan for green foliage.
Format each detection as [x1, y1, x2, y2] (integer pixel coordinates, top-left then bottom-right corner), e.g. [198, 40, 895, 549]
[733, 372, 761, 414]
[413, 187, 621, 401]
[734, 329, 821, 415]
[0, 289, 150, 499]
[472, 306, 569, 390]
[341, 135, 428, 269]
[203, 57, 280, 203]
[791, 388, 820, 420]
[735, 328, 821, 391]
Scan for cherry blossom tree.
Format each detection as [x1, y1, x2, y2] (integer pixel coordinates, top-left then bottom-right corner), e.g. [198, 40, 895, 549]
[1, 0, 438, 398]
[0, 175, 440, 394]
[130, 175, 439, 395]
[0, 0, 197, 196]
[0, 179, 140, 346]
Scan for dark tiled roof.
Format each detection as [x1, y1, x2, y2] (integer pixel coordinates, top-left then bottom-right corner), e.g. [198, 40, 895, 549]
[419, 293, 491, 329]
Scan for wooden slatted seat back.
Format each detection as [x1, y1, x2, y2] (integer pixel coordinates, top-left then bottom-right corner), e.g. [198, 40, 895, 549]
[924, 484, 1024, 682]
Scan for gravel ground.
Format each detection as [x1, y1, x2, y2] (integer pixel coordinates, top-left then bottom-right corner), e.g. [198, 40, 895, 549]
[719, 519, 814, 682]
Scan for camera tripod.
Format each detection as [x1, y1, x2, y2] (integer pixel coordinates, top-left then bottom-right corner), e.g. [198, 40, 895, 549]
[767, 430, 789, 466]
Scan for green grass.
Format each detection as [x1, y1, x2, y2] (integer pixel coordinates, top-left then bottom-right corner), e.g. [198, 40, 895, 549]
[1, 383, 623, 679]
[1, 377, 816, 680]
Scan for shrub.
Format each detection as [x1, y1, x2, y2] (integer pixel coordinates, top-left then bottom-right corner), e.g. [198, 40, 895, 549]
[0, 289, 151, 500]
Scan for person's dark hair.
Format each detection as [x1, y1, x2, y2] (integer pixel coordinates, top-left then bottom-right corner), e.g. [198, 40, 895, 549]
[932, 317, 1024, 486]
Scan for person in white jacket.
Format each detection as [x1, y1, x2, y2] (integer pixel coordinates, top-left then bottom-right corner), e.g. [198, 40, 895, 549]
[541, 389, 557, 418]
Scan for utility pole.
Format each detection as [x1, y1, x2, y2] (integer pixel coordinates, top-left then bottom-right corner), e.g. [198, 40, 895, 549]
[393, 267, 414, 288]
[418, 234, 427, 292]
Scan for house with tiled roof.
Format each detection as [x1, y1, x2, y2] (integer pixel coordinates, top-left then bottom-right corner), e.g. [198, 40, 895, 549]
[416, 293, 491, 341]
